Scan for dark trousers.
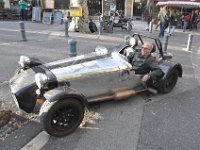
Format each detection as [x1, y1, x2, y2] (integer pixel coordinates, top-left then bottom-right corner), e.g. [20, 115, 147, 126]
[159, 22, 165, 38]
[20, 9, 26, 21]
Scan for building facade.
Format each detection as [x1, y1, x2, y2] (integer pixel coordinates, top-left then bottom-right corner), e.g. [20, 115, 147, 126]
[87, 0, 146, 17]
[3, 0, 146, 17]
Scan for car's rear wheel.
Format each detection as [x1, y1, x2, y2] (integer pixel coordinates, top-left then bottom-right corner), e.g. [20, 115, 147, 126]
[160, 69, 179, 93]
[40, 98, 84, 137]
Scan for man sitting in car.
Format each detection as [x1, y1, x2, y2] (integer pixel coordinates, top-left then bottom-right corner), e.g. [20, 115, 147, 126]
[127, 41, 164, 87]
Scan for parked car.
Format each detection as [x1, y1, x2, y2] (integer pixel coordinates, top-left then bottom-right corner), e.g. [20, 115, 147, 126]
[9, 33, 182, 137]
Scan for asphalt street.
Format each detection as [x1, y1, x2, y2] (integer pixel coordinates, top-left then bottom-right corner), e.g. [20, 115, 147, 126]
[0, 20, 200, 150]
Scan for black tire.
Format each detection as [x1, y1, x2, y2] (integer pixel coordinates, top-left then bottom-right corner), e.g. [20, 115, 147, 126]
[40, 99, 84, 137]
[160, 69, 179, 93]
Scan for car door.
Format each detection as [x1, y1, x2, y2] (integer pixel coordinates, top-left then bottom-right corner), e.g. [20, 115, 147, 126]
[117, 68, 142, 89]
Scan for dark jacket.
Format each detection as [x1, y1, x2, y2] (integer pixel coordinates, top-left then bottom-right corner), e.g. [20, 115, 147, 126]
[169, 12, 178, 26]
[128, 51, 164, 81]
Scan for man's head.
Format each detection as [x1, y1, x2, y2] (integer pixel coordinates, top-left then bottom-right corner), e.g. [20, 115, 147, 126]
[141, 42, 153, 56]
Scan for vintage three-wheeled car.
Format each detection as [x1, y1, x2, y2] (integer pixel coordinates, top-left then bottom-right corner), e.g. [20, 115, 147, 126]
[9, 33, 182, 136]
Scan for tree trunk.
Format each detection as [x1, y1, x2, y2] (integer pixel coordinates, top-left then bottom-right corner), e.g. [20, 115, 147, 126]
[79, 0, 90, 32]
[71, 0, 90, 32]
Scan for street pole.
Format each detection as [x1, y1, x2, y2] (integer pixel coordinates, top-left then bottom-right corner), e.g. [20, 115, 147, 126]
[64, 20, 69, 37]
[186, 34, 193, 51]
[99, 19, 103, 35]
[149, 21, 153, 33]
[19, 21, 27, 41]
[127, 20, 131, 33]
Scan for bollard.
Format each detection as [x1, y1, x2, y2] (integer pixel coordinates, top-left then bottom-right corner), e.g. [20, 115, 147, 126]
[149, 21, 153, 33]
[19, 21, 27, 41]
[163, 34, 170, 53]
[99, 20, 103, 35]
[186, 34, 193, 51]
[127, 21, 131, 33]
[68, 39, 77, 57]
[64, 20, 69, 37]
[108, 22, 113, 33]
[124, 35, 130, 45]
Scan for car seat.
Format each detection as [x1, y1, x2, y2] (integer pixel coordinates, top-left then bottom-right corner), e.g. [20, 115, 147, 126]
[123, 37, 138, 56]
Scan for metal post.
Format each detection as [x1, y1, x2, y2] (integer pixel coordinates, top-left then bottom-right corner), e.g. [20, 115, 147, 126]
[64, 20, 69, 37]
[68, 39, 77, 57]
[149, 21, 153, 33]
[124, 35, 130, 45]
[19, 21, 27, 41]
[99, 20, 103, 35]
[127, 21, 131, 33]
[163, 34, 170, 53]
[186, 34, 193, 51]
[108, 21, 113, 33]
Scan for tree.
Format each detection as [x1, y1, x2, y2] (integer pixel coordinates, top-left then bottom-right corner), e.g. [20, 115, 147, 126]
[71, 0, 90, 32]
[146, 0, 159, 19]
[146, 0, 155, 20]
[79, 0, 90, 32]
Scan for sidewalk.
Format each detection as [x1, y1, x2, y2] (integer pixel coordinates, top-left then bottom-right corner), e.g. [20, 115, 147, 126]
[0, 19, 199, 40]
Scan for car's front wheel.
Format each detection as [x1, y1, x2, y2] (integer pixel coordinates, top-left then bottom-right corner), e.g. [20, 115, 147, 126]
[160, 69, 179, 93]
[40, 98, 84, 137]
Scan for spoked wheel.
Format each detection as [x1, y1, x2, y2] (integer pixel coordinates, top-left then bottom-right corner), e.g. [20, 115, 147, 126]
[40, 99, 84, 137]
[160, 69, 179, 93]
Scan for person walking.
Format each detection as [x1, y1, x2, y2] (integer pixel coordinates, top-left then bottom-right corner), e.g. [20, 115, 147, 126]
[168, 9, 178, 36]
[182, 13, 191, 32]
[18, 0, 28, 21]
[158, 6, 169, 38]
[191, 10, 198, 30]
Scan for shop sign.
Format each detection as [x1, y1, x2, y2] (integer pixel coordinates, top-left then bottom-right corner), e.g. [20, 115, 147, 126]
[69, 6, 82, 17]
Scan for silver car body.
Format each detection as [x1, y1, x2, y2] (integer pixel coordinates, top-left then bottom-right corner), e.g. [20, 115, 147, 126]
[45, 52, 141, 99]
[9, 51, 144, 113]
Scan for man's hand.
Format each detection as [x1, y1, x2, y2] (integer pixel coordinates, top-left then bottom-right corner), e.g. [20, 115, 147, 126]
[141, 74, 150, 82]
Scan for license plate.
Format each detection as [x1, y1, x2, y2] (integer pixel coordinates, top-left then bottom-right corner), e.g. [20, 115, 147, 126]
[12, 94, 19, 108]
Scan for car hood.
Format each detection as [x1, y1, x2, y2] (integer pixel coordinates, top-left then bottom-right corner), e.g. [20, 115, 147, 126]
[45, 52, 132, 82]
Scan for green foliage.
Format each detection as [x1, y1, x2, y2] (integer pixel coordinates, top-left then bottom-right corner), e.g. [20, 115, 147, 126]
[0, 0, 4, 9]
[145, 0, 159, 19]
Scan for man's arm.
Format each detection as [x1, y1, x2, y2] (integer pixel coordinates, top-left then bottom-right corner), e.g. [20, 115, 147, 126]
[148, 57, 164, 81]
[127, 51, 136, 64]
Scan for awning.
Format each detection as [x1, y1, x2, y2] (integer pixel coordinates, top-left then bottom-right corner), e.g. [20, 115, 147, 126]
[156, 1, 200, 8]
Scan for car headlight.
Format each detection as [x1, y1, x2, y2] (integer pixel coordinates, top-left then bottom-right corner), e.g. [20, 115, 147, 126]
[35, 73, 48, 89]
[18, 55, 30, 68]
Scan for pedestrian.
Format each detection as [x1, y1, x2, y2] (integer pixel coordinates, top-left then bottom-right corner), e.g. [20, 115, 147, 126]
[127, 42, 164, 87]
[168, 9, 178, 36]
[155, 20, 160, 30]
[145, 15, 151, 31]
[158, 6, 169, 38]
[18, 0, 28, 21]
[191, 10, 198, 30]
[182, 13, 191, 32]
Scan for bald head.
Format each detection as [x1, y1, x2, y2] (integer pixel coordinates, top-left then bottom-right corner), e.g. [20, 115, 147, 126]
[141, 42, 153, 56]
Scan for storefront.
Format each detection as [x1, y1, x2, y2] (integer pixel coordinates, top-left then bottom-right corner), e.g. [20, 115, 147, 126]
[87, 0, 124, 15]
[87, 0, 145, 17]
